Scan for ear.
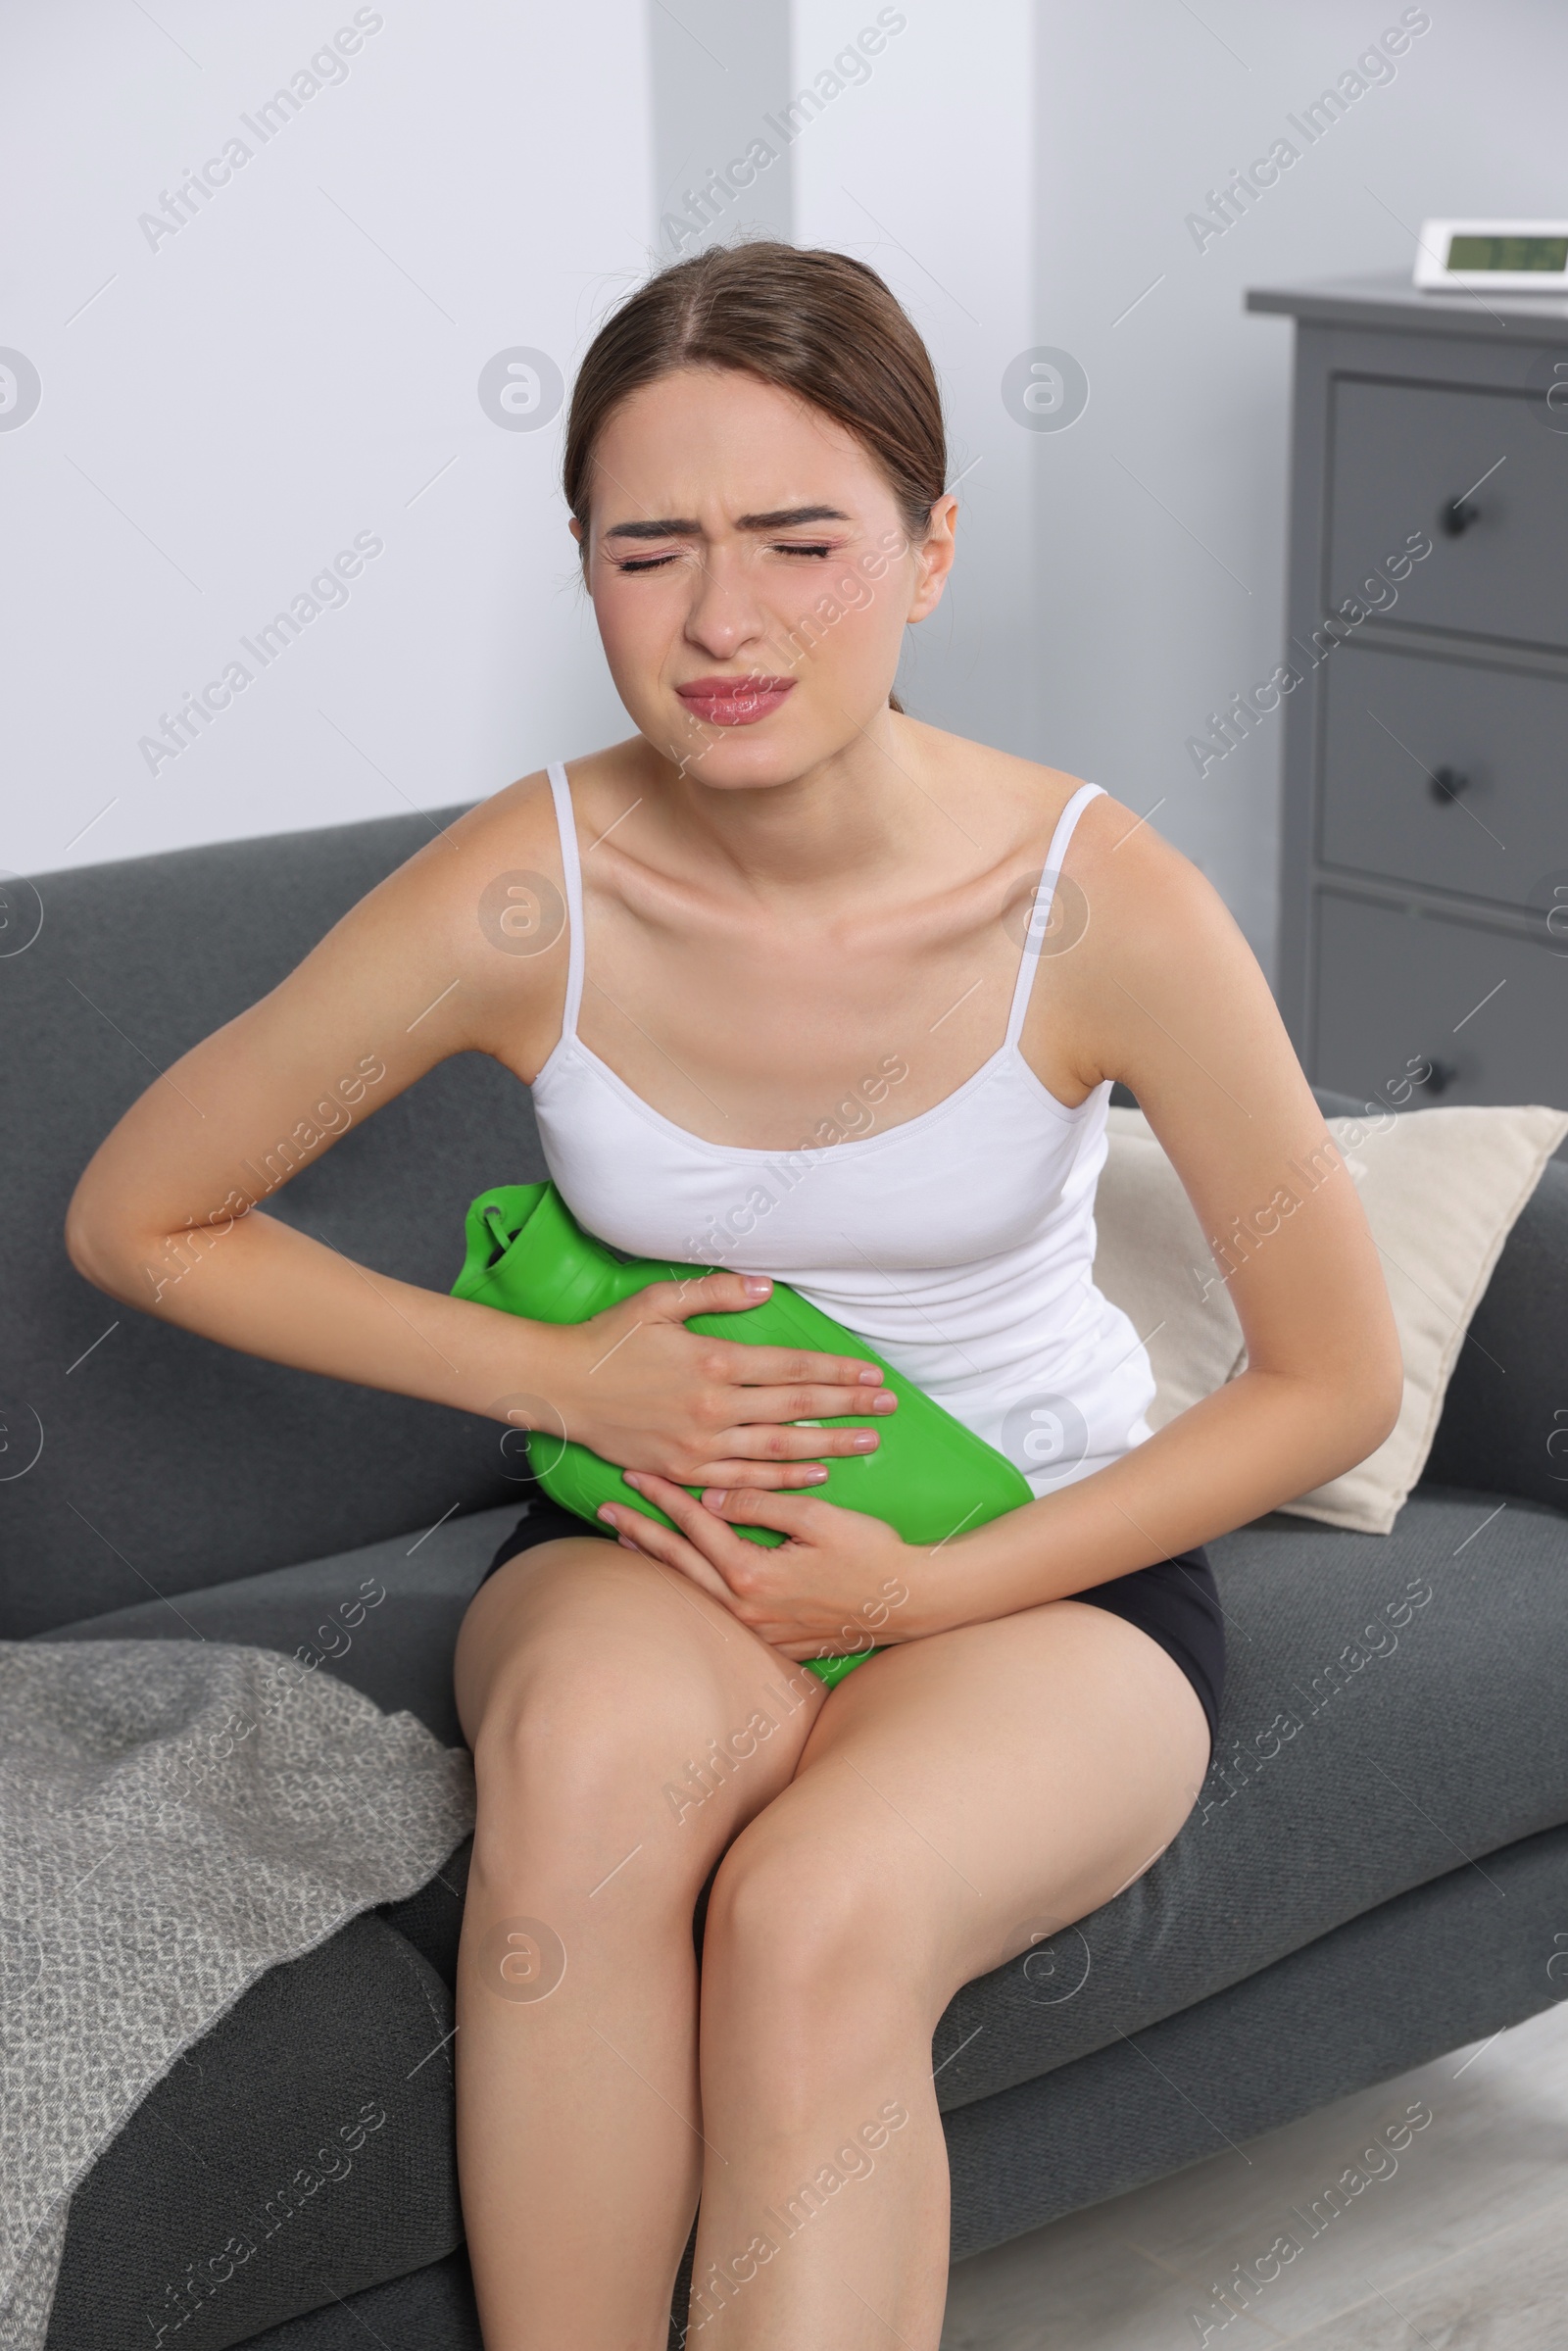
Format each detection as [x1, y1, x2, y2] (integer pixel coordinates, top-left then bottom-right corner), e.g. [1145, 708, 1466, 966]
[906, 493, 957, 625]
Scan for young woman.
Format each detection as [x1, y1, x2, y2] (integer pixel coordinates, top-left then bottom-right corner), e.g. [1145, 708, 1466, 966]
[67, 243, 1401, 2349]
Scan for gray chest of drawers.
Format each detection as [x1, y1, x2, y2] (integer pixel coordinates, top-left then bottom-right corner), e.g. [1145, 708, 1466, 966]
[1247, 274, 1568, 1115]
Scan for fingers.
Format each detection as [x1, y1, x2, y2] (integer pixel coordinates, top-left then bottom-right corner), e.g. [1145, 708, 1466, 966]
[693, 1485, 827, 1543]
[602, 1474, 760, 1583]
[723, 1338, 891, 1393]
[717, 1387, 898, 1444]
[673, 1401, 896, 1488]
[693, 1458, 836, 1491]
[643, 1269, 779, 1323]
[604, 1511, 733, 1603]
[647, 1277, 886, 1390]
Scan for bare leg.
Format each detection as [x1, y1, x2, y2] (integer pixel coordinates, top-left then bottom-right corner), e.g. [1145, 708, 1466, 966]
[452, 1538, 826, 2350]
[684, 1599, 1213, 2348]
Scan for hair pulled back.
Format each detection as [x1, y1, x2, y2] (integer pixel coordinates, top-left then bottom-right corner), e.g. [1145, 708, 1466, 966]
[564, 240, 948, 573]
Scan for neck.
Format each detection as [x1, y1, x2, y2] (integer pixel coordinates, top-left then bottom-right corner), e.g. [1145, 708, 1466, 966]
[634, 710, 956, 897]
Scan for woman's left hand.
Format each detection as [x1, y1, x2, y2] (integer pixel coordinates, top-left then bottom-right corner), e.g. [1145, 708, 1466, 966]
[598, 1475, 918, 1663]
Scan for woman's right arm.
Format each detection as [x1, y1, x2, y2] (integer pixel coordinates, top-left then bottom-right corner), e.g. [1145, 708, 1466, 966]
[63, 777, 889, 1486]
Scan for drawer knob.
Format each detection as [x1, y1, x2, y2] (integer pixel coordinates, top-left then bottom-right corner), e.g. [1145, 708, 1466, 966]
[1414, 1057, 1458, 1098]
[1428, 764, 1470, 805]
[1440, 497, 1480, 537]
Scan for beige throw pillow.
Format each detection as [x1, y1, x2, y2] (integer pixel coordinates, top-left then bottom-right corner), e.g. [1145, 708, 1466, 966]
[1092, 1102, 1568, 1535]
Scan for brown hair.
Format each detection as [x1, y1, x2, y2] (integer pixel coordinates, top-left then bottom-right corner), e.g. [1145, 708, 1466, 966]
[563, 241, 949, 711]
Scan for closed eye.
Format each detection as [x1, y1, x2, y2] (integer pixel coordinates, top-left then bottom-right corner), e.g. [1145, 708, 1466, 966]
[613, 539, 844, 575]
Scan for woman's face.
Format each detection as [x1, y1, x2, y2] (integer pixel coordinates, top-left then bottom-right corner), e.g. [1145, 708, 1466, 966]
[575, 367, 956, 790]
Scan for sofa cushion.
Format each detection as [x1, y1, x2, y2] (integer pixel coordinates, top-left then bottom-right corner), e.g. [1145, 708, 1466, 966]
[1094, 1102, 1568, 1533]
[34, 1500, 526, 1749]
[51, 1480, 1563, 2121]
[45, 1488, 1568, 2122]
[193, 1817, 1568, 2346]
[932, 1485, 1568, 2112]
[340, 1488, 1568, 2127]
[942, 1813, 1568, 2260]
[40, 1474, 1568, 2339]
[234, 2251, 480, 2351]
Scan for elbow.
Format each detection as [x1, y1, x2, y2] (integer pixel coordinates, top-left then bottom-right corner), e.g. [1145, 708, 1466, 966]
[1365, 1318, 1407, 1448]
[65, 1198, 103, 1284]
[1262, 1341, 1403, 1488]
[64, 1190, 146, 1305]
[1334, 1343, 1405, 1470]
[1357, 1372, 1404, 1459]
[64, 1213, 124, 1299]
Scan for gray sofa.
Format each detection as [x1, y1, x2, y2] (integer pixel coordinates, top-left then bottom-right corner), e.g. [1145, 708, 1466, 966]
[6, 809, 1567, 2351]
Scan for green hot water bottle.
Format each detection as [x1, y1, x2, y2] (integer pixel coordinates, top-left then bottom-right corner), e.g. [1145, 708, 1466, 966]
[452, 1181, 1032, 1684]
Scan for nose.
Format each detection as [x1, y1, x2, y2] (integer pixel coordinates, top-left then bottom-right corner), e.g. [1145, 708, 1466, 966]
[682, 541, 769, 661]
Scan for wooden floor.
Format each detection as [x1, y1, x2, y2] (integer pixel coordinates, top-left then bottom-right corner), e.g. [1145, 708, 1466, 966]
[941, 2000, 1568, 2348]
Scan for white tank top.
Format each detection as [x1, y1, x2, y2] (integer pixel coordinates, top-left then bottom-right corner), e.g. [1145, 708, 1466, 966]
[529, 761, 1155, 1495]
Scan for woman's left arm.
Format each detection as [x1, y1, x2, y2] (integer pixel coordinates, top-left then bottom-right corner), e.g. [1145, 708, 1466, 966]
[604, 805, 1405, 1654]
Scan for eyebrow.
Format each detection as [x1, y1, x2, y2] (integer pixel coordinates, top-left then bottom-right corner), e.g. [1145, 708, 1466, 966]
[603, 504, 852, 542]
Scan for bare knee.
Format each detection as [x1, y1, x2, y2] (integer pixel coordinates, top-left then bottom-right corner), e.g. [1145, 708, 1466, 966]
[470, 1641, 700, 1848]
[455, 1538, 632, 1747]
[462, 1564, 814, 1899]
[466, 1547, 693, 1760]
[703, 1826, 933, 2054]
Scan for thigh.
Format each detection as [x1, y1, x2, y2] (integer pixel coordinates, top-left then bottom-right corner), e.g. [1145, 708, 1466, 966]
[455, 1536, 828, 1844]
[743, 1597, 1213, 2001]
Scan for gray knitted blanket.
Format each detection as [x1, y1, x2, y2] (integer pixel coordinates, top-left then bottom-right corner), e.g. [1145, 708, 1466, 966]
[0, 1640, 476, 2350]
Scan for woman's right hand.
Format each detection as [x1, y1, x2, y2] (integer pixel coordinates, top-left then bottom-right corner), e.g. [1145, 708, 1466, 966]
[521, 1271, 899, 1489]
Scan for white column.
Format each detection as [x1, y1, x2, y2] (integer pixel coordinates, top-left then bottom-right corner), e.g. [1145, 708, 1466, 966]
[789, 0, 1042, 759]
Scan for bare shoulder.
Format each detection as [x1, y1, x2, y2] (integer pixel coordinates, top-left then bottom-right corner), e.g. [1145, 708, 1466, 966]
[416, 740, 649, 933]
[1057, 791, 1317, 1142]
[973, 756, 1282, 1111]
[1056, 783, 1240, 956]
[392, 763, 564, 968]
[406, 742, 668, 1067]
[275, 760, 580, 1085]
[914, 724, 1233, 942]
[911, 725, 1140, 871]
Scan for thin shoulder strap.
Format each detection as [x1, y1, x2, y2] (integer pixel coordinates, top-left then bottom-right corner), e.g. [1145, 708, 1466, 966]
[546, 760, 585, 1040]
[1004, 781, 1105, 1048]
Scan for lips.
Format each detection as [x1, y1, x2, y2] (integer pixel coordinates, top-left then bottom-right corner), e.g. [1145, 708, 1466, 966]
[674, 673, 796, 727]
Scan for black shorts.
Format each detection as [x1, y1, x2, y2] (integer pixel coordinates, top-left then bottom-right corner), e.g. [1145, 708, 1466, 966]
[480, 1491, 1226, 1754]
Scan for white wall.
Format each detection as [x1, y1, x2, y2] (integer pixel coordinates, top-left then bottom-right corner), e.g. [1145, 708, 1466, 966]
[1, 0, 651, 880]
[1024, 0, 1568, 967]
[9, 0, 1568, 982]
[651, 0, 793, 252]
[791, 0, 1041, 769]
